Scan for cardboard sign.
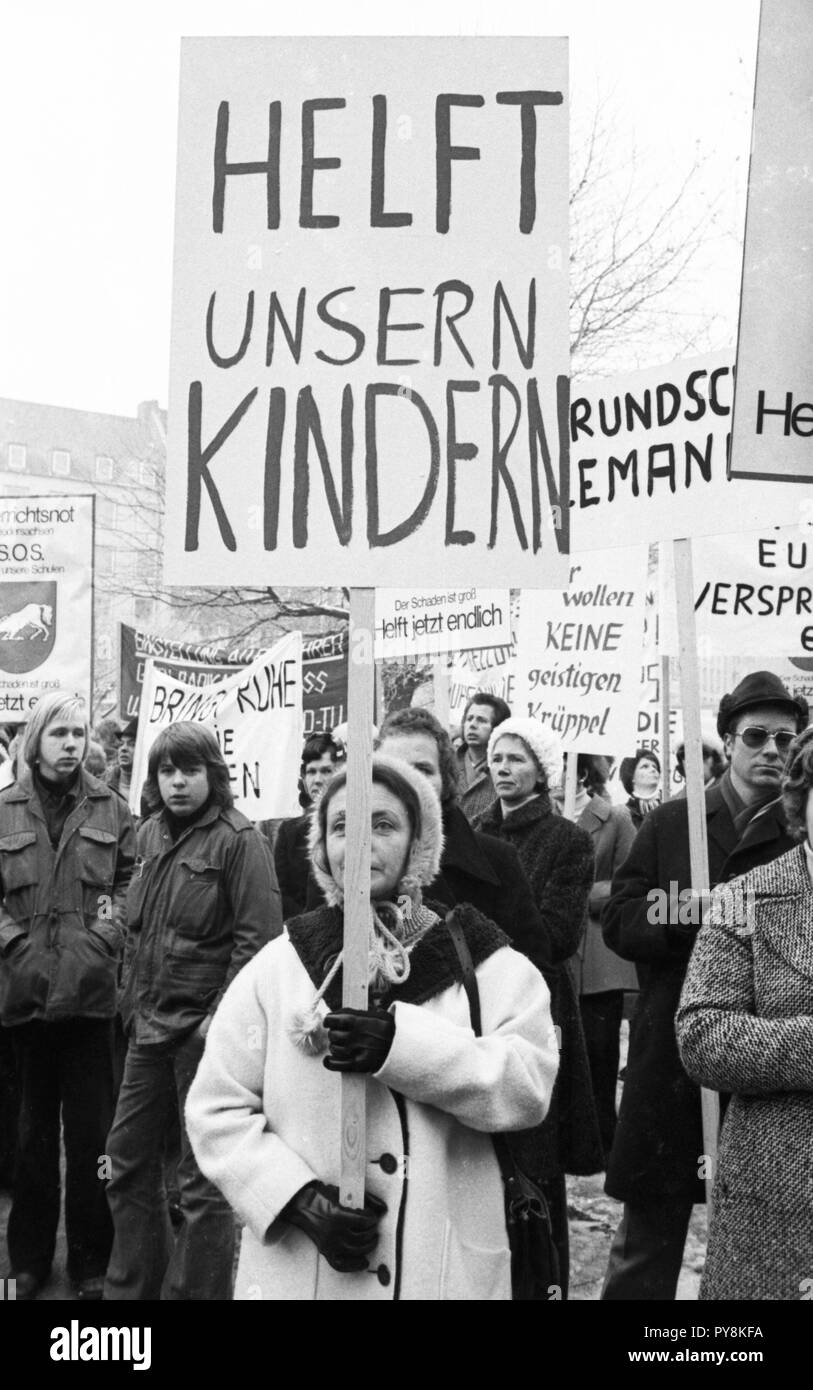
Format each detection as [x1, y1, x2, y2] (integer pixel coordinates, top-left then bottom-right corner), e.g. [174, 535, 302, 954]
[569, 353, 803, 550]
[730, 0, 813, 483]
[164, 37, 570, 589]
[448, 641, 516, 725]
[514, 547, 648, 751]
[0, 494, 94, 715]
[659, 524, 813, 656]
[374, 587, 510, 659]
[130, 633, 303, 819]
[120, 622, 347, 733]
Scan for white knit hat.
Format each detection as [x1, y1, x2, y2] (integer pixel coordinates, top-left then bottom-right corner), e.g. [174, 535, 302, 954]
[487, 716, 563, 791]
[308, 753, 444, 908]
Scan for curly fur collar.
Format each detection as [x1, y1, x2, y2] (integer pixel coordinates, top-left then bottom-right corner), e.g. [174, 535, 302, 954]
[286, 901, 508, 1010]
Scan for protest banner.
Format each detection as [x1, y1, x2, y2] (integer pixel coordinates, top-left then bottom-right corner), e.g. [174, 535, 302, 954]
[166, 35, 569, 1208]
[514, 547, 648, 752]
[448, 640, 516, 726]
[569, 353, 803, 551]
[659, 524, 813, 656]
[374, 587, 510, 660]
[164, 37, 570, 591]
[120, 622, 348, 732]
[730, 0, 813, 484]
[129, 633, 303, 820]
[0, 494, 94, 715]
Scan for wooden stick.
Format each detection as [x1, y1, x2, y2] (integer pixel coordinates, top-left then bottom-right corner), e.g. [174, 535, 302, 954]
[673, 539, 719, 1203]
[340, 587, 375, 1209]
[563, 749, 578, 821]
[660, 654, 671, 803]
[432, 654, 450, 731]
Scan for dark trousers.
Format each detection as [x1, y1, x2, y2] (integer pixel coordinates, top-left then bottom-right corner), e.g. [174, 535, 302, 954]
[0, 1025, 19, 1187]
[540, 1172, 570, 1300]
[6, 1018, 115, 1283]
[601, 1197, 695, 1300]
[579, 991, 625, 1161]
[104, 1029, 234, 1301]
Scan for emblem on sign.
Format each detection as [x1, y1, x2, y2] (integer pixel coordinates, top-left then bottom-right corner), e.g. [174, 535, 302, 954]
[0, 582, 57, 673]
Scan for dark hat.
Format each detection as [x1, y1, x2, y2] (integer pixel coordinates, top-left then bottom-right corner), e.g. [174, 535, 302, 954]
[716, 671, 809, 740]
[119, 716, 139, 740]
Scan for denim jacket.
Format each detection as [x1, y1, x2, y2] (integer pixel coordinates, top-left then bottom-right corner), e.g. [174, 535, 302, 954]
[0, 768, 136, 1025]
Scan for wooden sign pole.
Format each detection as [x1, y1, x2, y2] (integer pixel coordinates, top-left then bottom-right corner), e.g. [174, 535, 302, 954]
[432, 654, 450, 732]
[563, 749, 579, 822]
[673, 539, 719, 1203]
[339, 587, 375, 1209]
[660, 654, 672, 804]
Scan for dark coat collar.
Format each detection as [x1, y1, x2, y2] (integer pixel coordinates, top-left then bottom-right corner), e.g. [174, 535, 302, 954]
[6, 766, 111, 804]
[441, 804, 500, 886]
[286, 901, 508, 1011]
[477, 793, 553, 835]
[578, 794, 611, 831]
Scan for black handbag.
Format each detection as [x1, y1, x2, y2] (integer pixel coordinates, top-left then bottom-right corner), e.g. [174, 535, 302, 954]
[445, 912, 561, 1301]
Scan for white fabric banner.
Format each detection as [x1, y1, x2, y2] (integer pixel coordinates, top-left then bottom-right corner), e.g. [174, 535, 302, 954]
[130, 632, 303, 819]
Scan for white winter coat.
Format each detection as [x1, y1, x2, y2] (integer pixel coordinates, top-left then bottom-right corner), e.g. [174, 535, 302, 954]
[185, 911, 558, 1301]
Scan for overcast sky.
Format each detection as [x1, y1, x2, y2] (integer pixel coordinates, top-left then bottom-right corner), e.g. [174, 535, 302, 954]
[0, 0, 759, 417]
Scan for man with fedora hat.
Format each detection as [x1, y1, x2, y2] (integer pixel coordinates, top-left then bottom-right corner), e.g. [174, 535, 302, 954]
[600, 670, 808, 1300]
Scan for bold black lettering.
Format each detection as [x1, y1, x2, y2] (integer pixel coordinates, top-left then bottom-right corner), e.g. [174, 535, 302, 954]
[185, 382, 254, 551]
[212, 101, 281, 233]
[527, 375, 570, 554]
[292, 385, 354, 548]
[684, 369, 708, 422]
[266, 289, 306, 365]
[685, 434, 713, 486]
[365, 384, 440, 546]
[445, 380, 479, 545]
[433, 280, 474, 368]
[570, 395, 593, 441]
[206, 291, 254, 368]
[435, 94, 484, 233]
[709, 367, 731, 416]
[656, 382, 680, 427]
[608, 450, 639, 501]
[315, 288, 365, 366]
[377, 288, 424, 366]
[263, 387, 286, 550]
[492, 279, 536, 370]
[300, 98, 345, 229]
[488, 374, 527, 550]
[371, 95, 412, 227]
[495, 90, 563, 233]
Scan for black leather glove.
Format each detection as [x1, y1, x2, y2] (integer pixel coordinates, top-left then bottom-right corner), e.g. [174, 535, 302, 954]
[323, 1006, 395, 1073]
[280, 1181, 387, 1272]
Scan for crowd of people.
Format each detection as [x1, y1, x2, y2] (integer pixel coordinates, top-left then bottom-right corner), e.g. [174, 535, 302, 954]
[0, 669, 810, 1301]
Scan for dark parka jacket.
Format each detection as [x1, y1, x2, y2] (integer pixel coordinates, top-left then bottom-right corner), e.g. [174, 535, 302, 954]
[475, 794, 602, 1177]
[0, 767, 136, 1026]
[601, 778, 795, 1203]
[121, 801, 282, 1045]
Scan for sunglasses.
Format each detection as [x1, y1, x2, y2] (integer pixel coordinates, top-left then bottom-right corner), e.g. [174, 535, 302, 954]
[735, 726, 795, 754]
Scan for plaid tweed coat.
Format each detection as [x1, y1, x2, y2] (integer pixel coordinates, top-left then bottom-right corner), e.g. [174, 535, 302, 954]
[677, 844, 813, 1301]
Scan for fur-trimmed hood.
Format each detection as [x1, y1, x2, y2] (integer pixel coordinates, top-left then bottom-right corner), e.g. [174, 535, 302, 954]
[308, 753, 444, 908]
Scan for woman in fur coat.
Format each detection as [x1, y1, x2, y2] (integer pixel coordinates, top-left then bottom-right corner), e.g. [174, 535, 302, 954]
[186, 755, 558, 1301]
[677, 726, 813, 1300]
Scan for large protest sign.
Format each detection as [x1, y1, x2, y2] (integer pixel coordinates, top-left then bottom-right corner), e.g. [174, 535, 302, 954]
[120, 622, 347, 732]
[659, 524, 813, 656]
[569, 353, 803, 551]
[164, 38, 570, 589]
[129, 633, 303, 819]
[514, 547, 648, 752]
[730, 0, 813, 483]
[374, 588, 510, 660]
[0, 494, 94, 715]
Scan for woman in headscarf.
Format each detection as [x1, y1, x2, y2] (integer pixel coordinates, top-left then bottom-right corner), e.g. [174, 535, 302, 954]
[676, 725, 813, 1301]
[185, 755, 558, 1301]
[475, 718, 602, 1296]
[619, 749, 662, 830]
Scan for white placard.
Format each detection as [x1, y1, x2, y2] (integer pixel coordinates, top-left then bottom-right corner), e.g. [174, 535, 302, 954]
[374, 587, 510, 659]
[130, 633, 303, 819]
[164, 37, 570, 588]
[0, 494, 94, 715]
[514, 547, 648, 751]
[730, 0, 813, 483]
[659, 524, 813, 657]
[569, 353, 804, 551]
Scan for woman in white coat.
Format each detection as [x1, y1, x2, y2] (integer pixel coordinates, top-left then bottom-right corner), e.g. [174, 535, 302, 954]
[185, 754, 558, 1300]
